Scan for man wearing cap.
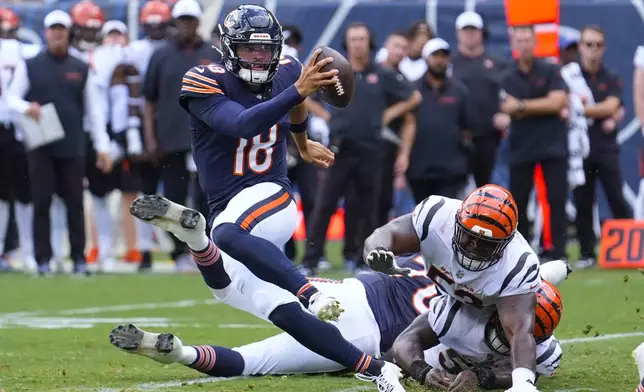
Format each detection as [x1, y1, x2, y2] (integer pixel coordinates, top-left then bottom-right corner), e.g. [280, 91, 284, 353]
[451, 11, 510, 187]
[499, 25, 569, 261]
[406, 38, 471, 203]
[6, 10, 112, 276]
[302, 22, 419, 275]
[142, 0, 218, 271]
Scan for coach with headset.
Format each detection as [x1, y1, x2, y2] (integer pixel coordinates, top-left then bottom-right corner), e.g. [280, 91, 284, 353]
[302, 22, 421, 274]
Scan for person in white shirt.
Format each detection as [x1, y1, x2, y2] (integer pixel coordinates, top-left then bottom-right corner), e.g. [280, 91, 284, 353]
[398, 21, 432, 82]
[6, 10, 112, 276]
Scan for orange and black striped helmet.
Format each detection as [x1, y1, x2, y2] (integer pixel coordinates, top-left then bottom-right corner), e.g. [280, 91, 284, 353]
[140, 0, 171, 25]
[71, 0, 104, 28]
[453, 184, 519, 271]
[485, 280, 564, 355]
[0, 8, 20, 32]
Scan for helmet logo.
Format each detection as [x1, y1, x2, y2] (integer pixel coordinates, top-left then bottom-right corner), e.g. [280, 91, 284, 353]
[249, 33, 271, 40]
[224, 10, 239, 28]
[471, 225, 493, 237]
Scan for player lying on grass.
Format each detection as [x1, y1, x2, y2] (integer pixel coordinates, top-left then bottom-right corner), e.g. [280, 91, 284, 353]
[362, 184, 571, 392]
[109, 254, 567, 391]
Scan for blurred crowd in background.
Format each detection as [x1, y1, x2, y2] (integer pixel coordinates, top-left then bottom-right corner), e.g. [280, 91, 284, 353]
[0, 0, 642, 277]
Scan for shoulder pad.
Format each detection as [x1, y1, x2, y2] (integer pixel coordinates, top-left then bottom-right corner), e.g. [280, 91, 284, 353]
[279, 54, 302, 77]
[180, 64, 226, 99]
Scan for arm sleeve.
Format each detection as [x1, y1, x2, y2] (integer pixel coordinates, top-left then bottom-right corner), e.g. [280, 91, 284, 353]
[383, 70, 414, 102]
[547, 65, 568, 92]
[180, 67, 305, 139]
[84, 72, 111, 154]
[498, 252, 542, 297]
[142, 50, 162, 102]
[536, 338, 562, 377]
[6, 59, 31, 114]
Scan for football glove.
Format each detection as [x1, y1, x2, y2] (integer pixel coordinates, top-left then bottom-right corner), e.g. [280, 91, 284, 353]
[365, 247, 411, 275]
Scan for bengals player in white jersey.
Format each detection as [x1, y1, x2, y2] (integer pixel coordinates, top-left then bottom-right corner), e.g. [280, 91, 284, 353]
[364, 184, 545, 391]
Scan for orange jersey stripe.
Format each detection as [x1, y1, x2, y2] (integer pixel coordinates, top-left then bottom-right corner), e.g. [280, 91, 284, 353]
[185, 71, 220, 86]
[183, 77, 219, 90]
[240, 192, 290, 230]
[181, 85, 224, 95]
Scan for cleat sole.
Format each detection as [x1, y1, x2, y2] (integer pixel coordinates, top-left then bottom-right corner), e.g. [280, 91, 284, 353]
[129, 195, 170, 221]
[155, 333, 175, 354]
[109, 323, 144, 351]
[179, 209, 200, 230]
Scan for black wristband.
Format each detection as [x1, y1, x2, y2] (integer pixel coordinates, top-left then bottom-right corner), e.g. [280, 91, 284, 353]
[472, 365, 497, 389]
[408, 359, 432, 384]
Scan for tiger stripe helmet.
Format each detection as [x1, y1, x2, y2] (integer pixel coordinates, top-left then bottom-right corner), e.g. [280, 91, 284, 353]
[0, 8, 20, 33]
[453, 184, 519, 271]
[485, 280, 564, 355]
[140, 0, 171, 25]
[71, 1, 104, 28]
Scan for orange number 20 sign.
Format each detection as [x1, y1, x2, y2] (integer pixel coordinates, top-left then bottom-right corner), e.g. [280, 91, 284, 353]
[599, 219, 644, 269]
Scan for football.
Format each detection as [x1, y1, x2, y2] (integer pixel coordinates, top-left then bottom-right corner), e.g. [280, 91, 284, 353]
[314, 46, 355, 108]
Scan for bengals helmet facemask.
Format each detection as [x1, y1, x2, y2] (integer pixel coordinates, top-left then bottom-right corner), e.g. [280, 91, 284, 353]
[71, 1, 104, 51]
[485, 280, 563, 356]
[140, 0, 171, 41]
[453, 184, 519, 271]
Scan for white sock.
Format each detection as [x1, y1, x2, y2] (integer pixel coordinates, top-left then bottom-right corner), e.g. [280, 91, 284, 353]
[0, 200, 10, 255]
[50, 196, 67, 260]
[178, 346, 198, 365]
[92, 196, 114, 258]
[185, 233, 209, 253]
[14, 202, 34, 261]
[136, 218, 155, 252]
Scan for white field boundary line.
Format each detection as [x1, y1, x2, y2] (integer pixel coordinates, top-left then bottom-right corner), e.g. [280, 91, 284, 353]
[71, 332, 643, 392]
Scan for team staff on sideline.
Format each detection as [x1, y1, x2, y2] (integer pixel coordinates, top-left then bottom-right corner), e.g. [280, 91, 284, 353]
[451, 11, 510, 187]
[574, 25, 632, 269]
[406, 38, 471, 202]
[7, 10, 112, 276]
[633, 44, 644, 220]
[499, 25, 569, 261]
[142, 0, 216, 271]
[302, 22, 420, 274]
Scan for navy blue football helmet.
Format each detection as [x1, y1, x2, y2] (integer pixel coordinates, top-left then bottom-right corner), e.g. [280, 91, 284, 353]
[219, 5, 283, 84]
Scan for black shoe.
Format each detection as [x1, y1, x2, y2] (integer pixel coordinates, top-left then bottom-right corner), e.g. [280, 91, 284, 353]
[73, 263, 91, 277]
[37, 264, 53, 277]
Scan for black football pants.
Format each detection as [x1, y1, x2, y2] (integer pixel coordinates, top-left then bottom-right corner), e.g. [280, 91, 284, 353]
[302, 147, 382, 269]
[573, 153, 632, 259]
[510, 158, 568, 259]
[27, 150, 86, 265]
[408, 176, 466, 204]
[284, 160, 319, 260]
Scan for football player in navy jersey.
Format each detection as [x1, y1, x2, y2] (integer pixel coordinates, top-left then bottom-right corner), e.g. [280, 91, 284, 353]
[110, 254, 565, 388]
[126, 5, 406, 391]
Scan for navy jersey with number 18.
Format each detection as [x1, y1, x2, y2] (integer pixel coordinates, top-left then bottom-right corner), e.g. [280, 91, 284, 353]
[178, 56, 302, 216]
[357, 254, 438, 352]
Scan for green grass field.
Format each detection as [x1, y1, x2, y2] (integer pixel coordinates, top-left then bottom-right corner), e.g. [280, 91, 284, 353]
[0, 242, 642, 392]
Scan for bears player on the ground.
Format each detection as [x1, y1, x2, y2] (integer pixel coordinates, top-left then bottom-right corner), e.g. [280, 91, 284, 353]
[109, 255, 567, 387]
[364, 184, 545, 391]
[128, 5, 406, 391]
[109, 253, 434, 377]
[416, 280, 563, 391]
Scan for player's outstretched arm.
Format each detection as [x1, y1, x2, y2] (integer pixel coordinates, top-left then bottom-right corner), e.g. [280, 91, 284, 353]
[497, 293, 538, 388]
[363, 214, 420, 263]
[392, 314, 440, 387]
[289, 103, 335, 168]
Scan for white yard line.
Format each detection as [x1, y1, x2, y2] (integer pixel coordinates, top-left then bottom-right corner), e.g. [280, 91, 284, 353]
[560, 332, 644, 344]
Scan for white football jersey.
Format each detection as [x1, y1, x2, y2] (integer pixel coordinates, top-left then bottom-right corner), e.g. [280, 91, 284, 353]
[424, 336, 562, 377]
[127, 38, 166, 78]
[411, 196, 541, 307]
[0, 39, 41, 127]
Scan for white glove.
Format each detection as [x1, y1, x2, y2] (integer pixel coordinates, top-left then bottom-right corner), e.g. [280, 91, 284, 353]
[365, 248, 411, 275]
[125, 128, 143, 156]
[505, 381, 540, 392]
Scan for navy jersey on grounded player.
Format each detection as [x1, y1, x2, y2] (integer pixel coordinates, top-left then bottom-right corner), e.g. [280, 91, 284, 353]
[357, 254, 438, 352]
[178, 56, 303, 215]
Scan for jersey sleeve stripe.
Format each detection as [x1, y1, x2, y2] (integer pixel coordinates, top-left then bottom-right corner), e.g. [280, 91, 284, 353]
[537, 339, 559, 364]
[499, 251, 531, 293]
[421, 198, 446, 241]
[185, 71, 220, 87]
[518, 264, 539, 286]
[182, 77, 220, 91]
[414, 197, 430, 226]
[181, 85, 224, 95]
[437, 301, 462, 338]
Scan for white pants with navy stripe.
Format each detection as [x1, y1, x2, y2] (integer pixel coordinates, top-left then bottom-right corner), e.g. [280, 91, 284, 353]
[209, 182, 299, 319]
